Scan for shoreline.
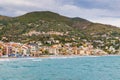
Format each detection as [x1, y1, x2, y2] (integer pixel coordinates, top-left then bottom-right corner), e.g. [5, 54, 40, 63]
[0, 54, 120, 60]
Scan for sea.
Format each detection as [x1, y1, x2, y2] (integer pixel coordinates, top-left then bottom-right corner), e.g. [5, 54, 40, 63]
[0, 56, 120, 80]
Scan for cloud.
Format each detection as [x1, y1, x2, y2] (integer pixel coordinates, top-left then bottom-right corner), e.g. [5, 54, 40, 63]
[100, 15, 120, 18]
[0, 0, 62, 16]
[91, 17, 120, 27]
[77, 0, 120, 10]
[0, 0, 120, 27]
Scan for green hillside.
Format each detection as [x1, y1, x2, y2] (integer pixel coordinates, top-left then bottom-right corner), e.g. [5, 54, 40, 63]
[0, 11, 120, 53]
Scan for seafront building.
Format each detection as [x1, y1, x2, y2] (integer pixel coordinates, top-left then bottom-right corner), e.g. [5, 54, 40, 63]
[0, 41, 110, 57]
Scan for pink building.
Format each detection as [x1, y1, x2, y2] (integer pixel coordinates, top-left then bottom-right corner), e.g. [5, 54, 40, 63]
[4, 43, 12, 55]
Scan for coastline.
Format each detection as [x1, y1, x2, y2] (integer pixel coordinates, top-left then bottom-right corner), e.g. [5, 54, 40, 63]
[0, 54, 120, 60]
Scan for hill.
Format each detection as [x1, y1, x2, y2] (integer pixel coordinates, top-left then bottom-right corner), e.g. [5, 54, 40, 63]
[0, 11, 120, 54]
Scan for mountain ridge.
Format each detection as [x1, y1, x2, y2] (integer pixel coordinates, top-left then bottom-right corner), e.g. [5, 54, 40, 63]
[0, 11, 119, 28]
[0, 11, 119, 34]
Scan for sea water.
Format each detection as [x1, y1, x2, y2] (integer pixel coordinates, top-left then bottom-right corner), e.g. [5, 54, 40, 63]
[0, 56, 120, 80]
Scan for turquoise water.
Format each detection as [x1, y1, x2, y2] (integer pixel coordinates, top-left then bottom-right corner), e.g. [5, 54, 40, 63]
[0, 56, 120, 80]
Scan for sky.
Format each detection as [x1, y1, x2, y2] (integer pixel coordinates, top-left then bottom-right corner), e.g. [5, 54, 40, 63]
[0, 0, 120, 27]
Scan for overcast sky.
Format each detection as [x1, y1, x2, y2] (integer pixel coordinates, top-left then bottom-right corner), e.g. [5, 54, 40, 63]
[0, 0, 120, 27]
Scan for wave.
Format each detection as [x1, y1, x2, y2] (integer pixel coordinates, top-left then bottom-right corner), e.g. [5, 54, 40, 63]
[44, 56, 80, 60]
[0, 55, 118, 62]
[32, 59, 42, 62]
[0, 59, 10, 62]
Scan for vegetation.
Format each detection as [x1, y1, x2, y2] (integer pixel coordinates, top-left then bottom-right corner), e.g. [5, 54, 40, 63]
[0, 11, 120, 54]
